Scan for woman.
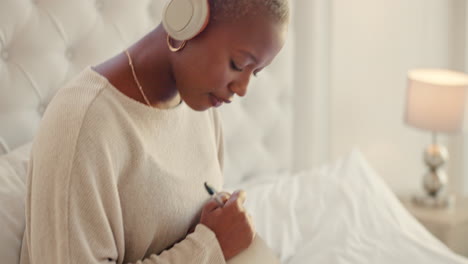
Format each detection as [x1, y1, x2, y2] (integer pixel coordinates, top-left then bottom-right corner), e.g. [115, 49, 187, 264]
[20, 0, 289, 263]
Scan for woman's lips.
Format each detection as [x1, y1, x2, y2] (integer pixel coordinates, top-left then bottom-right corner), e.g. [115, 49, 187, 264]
[210, 94, 224, 107]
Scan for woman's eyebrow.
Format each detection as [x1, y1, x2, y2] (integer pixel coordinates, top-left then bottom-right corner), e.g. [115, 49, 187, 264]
[238, 49, 258, 65]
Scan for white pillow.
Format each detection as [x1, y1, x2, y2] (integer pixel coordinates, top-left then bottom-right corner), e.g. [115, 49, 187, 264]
[0, 136, 10, 156]
[0, 142, 32, 264]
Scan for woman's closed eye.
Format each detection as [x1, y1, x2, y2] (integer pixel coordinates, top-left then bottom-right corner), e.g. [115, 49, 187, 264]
[230, 60, 259, 77]
[230, 60, 242, 72]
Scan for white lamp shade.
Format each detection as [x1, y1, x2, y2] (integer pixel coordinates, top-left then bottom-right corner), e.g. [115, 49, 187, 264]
[405, 69, 468, 133]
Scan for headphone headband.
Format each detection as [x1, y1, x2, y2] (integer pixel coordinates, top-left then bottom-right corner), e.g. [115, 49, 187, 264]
[162, 0, 210, 41]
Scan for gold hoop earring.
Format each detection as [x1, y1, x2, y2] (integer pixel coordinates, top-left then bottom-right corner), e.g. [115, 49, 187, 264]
[167, 35, 187, 52]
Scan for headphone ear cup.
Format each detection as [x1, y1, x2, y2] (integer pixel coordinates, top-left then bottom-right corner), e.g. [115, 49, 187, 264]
[162, 0, 210, 41]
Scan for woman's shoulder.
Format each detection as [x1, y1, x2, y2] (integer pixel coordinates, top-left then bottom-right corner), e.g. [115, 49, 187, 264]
[34, 68, 130, 154]
[40, 69, 108, 127]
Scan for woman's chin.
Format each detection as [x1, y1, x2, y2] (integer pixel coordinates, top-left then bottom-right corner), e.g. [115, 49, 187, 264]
[182, 95, 221, 112]
[184, 100, 212, 112]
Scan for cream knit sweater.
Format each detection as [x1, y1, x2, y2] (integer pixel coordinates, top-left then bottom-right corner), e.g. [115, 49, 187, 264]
[20, 67, 226, 264]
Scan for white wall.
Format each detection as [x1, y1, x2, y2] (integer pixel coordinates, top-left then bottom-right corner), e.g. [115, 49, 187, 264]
[446, 0, 468, 197]
[297, 0, 466, 196]
[292, 0, 331, 171]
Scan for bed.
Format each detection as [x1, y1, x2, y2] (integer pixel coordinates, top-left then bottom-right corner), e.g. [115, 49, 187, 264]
[0, 0, 467, 263]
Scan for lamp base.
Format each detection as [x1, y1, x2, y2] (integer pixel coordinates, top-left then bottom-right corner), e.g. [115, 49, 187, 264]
[412, 194, 456, 209]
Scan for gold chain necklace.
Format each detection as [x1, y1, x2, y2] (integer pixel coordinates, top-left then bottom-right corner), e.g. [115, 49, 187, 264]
[125, 50, 152, 107]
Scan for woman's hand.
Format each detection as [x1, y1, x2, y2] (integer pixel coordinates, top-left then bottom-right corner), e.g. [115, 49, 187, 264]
[200, 190, 256, 260]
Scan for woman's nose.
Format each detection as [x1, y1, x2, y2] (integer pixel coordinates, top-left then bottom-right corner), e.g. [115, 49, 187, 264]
[229, 75, 251, 97]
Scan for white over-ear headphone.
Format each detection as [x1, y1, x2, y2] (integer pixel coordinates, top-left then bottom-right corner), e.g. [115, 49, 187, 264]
[162, 0, 210, 41]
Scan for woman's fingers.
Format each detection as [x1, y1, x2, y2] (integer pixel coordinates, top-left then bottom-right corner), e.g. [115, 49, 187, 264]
[203, 198, 222, 213]
[247, 213, 256, 235]
[236, 190, 246, 204]
[200, 189, 255, 260]
[227, 190, 246, 204]
[217, 191, 231, 204]
[225, 189, 246, 210]
[203, 189, 247, 214]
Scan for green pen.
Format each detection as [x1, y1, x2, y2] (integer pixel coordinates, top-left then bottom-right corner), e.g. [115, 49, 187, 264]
[204, 182, 225, 207]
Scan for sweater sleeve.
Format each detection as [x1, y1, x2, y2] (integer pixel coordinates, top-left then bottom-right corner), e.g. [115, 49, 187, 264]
[135, 225, 225, 264]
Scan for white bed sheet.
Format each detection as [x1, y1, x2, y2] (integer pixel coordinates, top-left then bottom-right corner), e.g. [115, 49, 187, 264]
[235, 150, 468, 264]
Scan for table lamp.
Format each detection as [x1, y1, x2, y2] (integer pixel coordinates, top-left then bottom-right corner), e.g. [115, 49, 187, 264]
[405, 68, 468, 208]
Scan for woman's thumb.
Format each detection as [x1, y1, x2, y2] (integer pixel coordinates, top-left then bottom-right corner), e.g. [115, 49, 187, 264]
[203, 197, 222, 213]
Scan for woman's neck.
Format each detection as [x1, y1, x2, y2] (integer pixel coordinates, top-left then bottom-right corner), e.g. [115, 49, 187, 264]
[128, 26, 181, 108]
[94, 25, 181, 109]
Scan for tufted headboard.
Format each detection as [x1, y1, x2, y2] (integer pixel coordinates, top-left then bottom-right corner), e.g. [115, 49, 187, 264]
[0, 0, 295, 186]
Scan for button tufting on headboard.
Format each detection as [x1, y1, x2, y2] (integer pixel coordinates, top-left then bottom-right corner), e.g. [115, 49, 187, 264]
[65, 48, 74, 60]
[0, 137, 9, 155]
[37, 105, 46, 115]
[95, 0, 104, 11]
[1, 50, 9, 61]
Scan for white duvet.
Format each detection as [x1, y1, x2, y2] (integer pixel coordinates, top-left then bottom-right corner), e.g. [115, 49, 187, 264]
[235, 150, 468, 264]
[1, 145, 467, 263]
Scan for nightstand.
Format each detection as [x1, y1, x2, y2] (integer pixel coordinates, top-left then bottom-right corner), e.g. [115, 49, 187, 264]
[399, 196, 468, 257]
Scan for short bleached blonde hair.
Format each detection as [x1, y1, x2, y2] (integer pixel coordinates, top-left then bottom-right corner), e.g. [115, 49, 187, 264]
[209, 0, 290, 24]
